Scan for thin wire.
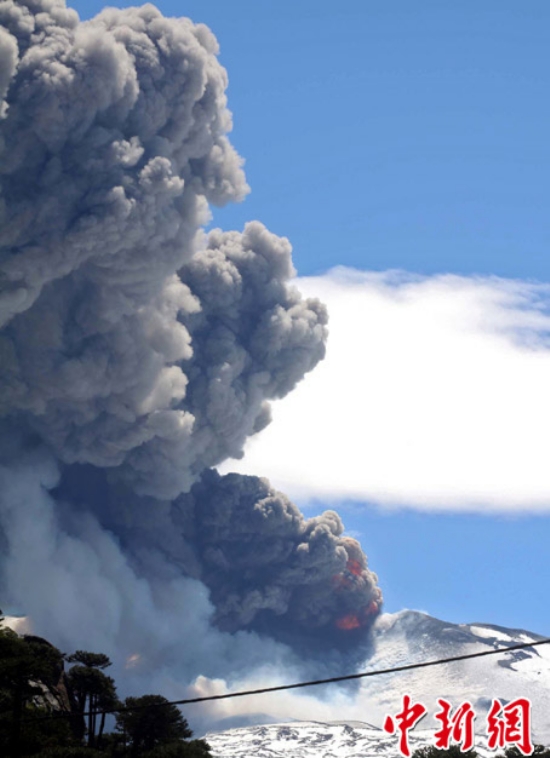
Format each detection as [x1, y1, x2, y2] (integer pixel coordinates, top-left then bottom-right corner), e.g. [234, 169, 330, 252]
[22, 636, 550, 723]
[170, 637, 550, 704]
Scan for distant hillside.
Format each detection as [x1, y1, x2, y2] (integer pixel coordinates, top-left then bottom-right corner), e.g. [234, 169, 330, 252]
[206, 610, 550, 756]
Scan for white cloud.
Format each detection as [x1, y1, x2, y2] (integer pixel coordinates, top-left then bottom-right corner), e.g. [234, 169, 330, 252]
[220, 268, 550, 511]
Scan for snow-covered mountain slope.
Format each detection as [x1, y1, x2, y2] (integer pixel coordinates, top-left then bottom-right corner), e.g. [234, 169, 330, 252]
[206, 610, 550, 756]
[206, 721, 496, 758]
[361, 610, 550, 741]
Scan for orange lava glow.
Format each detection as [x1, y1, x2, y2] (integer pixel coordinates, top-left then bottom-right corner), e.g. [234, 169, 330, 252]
[332, 558, 365, 590]
[335, 614, 362, 630]
[332, 558, 381, 631]
[335, 600, 381, 631]
[347, 559, 363, 576]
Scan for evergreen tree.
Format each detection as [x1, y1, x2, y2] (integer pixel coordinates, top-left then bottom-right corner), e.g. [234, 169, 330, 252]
[412, 745, 479, 758]
[34, 748, 105, 757]
[0, 614, 213, 757]
[140, 740, 213, 758]
[66, 652, 118, 750]
[496, 747, 550, 758]
[115, 695, 207, 758]
[0, 621, 72, 756]
[66, 653, 111, 672]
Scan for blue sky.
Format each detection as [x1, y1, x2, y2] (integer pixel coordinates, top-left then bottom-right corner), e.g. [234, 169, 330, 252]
[73, 0, 550, 635]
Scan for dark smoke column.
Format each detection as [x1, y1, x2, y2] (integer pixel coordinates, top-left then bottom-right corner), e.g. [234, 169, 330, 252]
[175, 470, 383, 645]
[0, 0, 382, 658]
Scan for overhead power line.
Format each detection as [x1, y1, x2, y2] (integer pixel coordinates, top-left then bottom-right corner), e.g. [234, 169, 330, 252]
[24, 636, 550, 722]
[171, 637, 550, 705]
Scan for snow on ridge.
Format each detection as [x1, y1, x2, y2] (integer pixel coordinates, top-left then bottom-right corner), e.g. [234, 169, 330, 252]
[205, 721, 499, 758]
[468, 626, 514, 642]
[205, 611, 550, 753]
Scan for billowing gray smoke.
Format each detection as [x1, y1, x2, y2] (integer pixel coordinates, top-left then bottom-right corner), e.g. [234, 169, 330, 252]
[181, 470, 381, 638]
[0, 0, 381, 715]
[56, 466, 382, 645]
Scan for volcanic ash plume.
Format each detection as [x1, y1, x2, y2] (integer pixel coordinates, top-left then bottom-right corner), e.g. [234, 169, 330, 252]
[0, 0, 382, 703]
[56, 466, 382, 647]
